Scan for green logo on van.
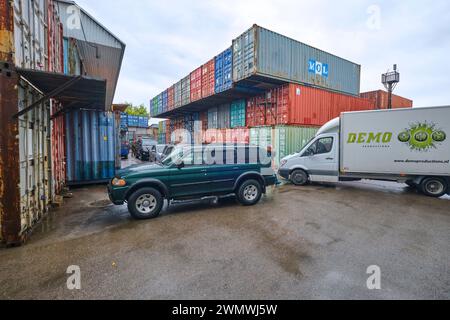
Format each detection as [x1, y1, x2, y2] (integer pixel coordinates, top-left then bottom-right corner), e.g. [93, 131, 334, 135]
[398, 122, 446, 151]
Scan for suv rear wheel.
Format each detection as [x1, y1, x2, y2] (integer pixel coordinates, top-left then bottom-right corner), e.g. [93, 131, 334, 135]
[128, 187, 164, 219]
[237, 179, 263, 206]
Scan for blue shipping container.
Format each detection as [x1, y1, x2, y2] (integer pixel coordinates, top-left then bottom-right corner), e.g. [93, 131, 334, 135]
[215, 47, 233, 94]
[65, 109, 117, 183]
[138, 116, 149, 128]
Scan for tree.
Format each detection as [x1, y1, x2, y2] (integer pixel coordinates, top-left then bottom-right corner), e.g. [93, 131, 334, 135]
[124, 103, 149, 117]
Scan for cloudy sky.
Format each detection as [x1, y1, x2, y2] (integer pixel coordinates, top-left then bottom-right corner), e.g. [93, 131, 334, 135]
[74, 0, 449, 115]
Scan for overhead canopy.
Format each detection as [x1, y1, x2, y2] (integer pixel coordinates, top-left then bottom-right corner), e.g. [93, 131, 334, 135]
[16, 68, 107, 117]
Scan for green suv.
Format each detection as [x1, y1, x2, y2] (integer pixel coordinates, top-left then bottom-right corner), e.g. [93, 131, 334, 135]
[108, 144, 278, 219]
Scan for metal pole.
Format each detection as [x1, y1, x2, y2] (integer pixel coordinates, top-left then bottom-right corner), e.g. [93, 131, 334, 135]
[388, 83, 393, 110]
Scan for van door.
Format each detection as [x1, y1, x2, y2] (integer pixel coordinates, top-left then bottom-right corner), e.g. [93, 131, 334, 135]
[302, 134, 339, 182]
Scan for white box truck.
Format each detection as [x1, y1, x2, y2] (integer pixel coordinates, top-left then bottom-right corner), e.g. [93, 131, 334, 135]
[278, 106, 450, 198]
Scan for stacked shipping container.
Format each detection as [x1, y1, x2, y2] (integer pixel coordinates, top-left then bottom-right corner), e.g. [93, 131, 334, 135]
[202, 59, 215, 98]
[215, 47, 233, 93]
[247, 84, 376, 127]
[361, 90, 413, 109]
[190, 67, 202, 102]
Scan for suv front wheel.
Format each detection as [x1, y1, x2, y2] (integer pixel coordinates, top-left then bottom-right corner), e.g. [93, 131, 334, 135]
[128, 187, 164, 220]
[237, 179, 263, 206]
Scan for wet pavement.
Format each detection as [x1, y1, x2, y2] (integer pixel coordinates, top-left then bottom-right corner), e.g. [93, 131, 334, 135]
[0, 179, 449, 300]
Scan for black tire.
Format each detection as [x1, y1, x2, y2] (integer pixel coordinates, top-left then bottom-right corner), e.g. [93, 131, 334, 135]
[237, 179, 263, 206]
[420, 177, 448, 198]
[127, 187, 164, 220]
[290, 169, 309, 186]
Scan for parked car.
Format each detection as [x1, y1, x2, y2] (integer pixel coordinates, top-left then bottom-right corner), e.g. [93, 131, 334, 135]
[121, 141, 130, 159]
[137, 138, 158, 162]
[108, 144, 278, 219]
[279, 106, 450, 198]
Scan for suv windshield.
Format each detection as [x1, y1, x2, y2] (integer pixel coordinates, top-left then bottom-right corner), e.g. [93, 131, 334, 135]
[161, 146, 185, 166]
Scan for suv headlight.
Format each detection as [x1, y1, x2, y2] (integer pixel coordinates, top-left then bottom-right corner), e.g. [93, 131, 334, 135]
[112, 178, 127, 187]
[280, 160, 288, 167]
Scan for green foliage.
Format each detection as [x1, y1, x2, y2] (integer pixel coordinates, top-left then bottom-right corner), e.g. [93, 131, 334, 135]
[124, 103, 150, 117]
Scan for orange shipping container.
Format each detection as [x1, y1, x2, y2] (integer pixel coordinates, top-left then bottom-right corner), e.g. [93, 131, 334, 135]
[202, 59, 215, 98]
[248, 84, 377, 127]
[360, 90, 413, 110]
[190, 67, 202, 102]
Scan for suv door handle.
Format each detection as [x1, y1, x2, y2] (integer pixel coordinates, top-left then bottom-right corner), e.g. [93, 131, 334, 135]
[326, 158, 334, 160]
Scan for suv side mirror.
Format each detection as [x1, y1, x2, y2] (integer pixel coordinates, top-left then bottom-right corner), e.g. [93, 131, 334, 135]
[176, 161, 185, 169]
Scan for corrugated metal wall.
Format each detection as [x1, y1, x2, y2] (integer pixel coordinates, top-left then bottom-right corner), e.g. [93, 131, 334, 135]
[181, 75, 191, 106]
[12, 0, 47, 70]
[65, 110, 116, 184]
[360, 90, 413, 110]
[233, 25, 361, 96]
[215, 47, 233, 93]
[202, 58, 215, 98]
[190, 67, 202, 102]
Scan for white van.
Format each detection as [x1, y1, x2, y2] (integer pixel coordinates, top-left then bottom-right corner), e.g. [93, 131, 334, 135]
[278, 106, 450, 198]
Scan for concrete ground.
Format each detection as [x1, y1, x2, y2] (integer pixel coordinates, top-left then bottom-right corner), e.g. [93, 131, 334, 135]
[0, 179, 449, 300]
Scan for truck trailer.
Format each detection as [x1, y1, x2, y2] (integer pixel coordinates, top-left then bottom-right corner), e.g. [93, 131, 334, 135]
[278, 106, 450, 198]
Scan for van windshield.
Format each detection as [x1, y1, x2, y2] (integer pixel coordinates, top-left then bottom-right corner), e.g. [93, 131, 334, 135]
[298, 137, 316, 153]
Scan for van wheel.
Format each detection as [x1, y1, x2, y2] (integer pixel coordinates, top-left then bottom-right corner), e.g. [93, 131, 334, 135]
[128, 188, 164, 219]
[290, 169, 309, 186]
[237, 180, 262, 206]
[420, 177, 448, 198]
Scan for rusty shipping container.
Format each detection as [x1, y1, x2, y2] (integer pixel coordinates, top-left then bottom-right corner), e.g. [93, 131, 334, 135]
[360, 90, 413, 110]
[247, 84, 376, 127]
[1, 0, 56, 245]
[233, 25, 361, 96]
[190, 67, 202, 102]
[201, 58, 215, 98]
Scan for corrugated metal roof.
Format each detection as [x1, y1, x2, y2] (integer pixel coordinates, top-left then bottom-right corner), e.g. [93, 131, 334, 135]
[55, 0, 125, 110]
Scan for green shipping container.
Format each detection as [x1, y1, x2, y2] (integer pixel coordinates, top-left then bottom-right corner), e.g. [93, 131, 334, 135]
[230, 100, 246, 128]
[250, 125, 319, 168]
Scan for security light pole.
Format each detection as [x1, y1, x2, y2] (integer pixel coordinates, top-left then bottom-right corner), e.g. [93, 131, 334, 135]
[382, 65, 400, 109]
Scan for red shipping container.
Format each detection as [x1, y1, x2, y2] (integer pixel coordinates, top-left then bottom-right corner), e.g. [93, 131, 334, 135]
[168, 85, 175, 111]
[202, 59, 215, 98]
[190, 67, 202, 102]
[248, 84, 377, 127]
[246, 97, 267, 127]
[47, 0, 64, 73]
[360, 90, 413, 110]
